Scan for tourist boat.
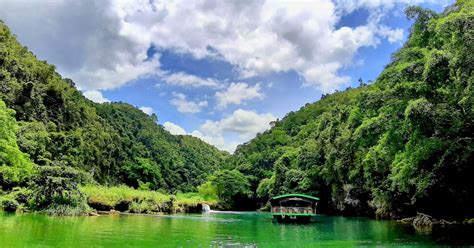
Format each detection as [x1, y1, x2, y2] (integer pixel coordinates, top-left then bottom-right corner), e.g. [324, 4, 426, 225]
[270, 194, 319, 222]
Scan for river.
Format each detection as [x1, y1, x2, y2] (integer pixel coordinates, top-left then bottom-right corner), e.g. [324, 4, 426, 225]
[0, 211, 471, 247]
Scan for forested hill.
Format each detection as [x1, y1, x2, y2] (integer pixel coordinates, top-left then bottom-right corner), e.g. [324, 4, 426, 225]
[0, 21, 228, 193]
[231, 1, 474, 219]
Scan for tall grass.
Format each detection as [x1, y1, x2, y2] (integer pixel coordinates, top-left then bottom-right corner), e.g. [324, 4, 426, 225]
[81, 185, 217, 214]
[81, 185, 171, 207]
[175, 192, 217, 206]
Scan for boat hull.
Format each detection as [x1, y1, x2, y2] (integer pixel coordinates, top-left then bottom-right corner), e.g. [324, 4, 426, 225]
[273, 214, 314, 223]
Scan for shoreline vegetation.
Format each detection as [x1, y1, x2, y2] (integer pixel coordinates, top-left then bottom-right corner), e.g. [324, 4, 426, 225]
[0, 184, 217, 216]
[82, 185, 218, 214]
[2, 187, 474, 231]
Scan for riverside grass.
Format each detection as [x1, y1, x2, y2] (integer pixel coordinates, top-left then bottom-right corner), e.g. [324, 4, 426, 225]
[175, 192, 217, 206]
[81, 185, 217, 214]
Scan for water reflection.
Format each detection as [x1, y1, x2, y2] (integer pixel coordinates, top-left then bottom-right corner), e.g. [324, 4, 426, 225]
[0, 212, 472, 247]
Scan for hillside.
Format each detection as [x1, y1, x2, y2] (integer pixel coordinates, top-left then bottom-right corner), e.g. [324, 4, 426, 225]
[232, 1, 474, 219]
[0, 20, 228, 194]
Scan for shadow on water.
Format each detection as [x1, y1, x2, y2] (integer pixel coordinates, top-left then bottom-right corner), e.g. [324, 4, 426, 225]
[430, 224, 474, 246]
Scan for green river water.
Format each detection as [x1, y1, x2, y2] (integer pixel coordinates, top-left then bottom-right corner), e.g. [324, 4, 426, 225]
[0, 211, 472, 247]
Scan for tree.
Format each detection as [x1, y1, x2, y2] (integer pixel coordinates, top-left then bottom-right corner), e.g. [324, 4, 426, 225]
[208, 170, 252, 209]
[197, 181, 218, 200]
[121, 157, 165, 190]
[30, 166, 90, 215]
[0, 100, 34, 190]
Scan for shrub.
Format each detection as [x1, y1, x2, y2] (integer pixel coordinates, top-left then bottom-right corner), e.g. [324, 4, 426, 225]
[1, 196, 18, 212]
[29, 166, 90, 215]
[81, 185, 174, 213]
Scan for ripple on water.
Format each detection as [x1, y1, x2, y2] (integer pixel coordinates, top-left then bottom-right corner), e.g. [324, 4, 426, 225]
[0, 212, 472, 247]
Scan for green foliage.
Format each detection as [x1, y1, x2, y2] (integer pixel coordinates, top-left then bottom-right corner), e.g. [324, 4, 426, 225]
[0, 193, 19, 212]
[175, 192, 217, 207]
[93, 102, 228, 192]
[207, 170, 252, 209]
[197, 181, 218, 200]
[81, 185, 173, 213]
[256, 176, 275, 200]
[0, 100, 34, 189]
[80, 185, 215, 213]
[404, 6, 439, 47]
[121, 158, 164, 190]
[232, 1, 474, 219]
[0, 20, 228, 198]
[29, 166, 90, 215]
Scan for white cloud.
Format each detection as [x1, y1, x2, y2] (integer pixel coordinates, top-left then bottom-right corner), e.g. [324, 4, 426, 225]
[334, 0, 446, 14]
[191, 130, 240, 154]
[109, 0, 418, 92]
[73, 56, 160, 90]
[139, 106, 154, 115]
[163, 121, 187, 135]
[0, 0, 160, 91]
[159, 71, 222, 88]
[216, 83, 264, 109]
[378, 25, 404, 43]
[0, 0, 436, 92]
[191, 109, 276, 152]
[170, 93, 208, 113]
[83, 90, 110, 103]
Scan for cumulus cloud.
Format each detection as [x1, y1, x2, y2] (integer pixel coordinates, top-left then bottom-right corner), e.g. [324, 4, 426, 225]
[139, 106, 154, 115]
[191, 109, 276, 152]
[334, 0, 444, 14]
[216, 83, 264, 109]
[159, 71, 222, 88]
[378, 25, 404, 43]
[83, 90, 110, 103]
[191, 130, 240, 154]
[0, 0, 435, 92]
[170, 93, 208, 113]
[163, 121, 187, 135]
[0, 0, 160, 91]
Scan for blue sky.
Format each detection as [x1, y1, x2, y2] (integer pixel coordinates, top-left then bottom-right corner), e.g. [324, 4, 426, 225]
[0, 0, 451, 152]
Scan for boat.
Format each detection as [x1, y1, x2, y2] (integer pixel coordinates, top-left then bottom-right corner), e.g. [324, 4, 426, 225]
[270, 194, 319, 222]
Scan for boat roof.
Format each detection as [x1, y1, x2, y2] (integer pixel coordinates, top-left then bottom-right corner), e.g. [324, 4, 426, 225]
[271, 194, 320, 201]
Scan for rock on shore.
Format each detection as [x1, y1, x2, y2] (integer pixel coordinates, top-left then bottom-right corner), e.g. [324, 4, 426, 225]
[398, 213, 463, 228]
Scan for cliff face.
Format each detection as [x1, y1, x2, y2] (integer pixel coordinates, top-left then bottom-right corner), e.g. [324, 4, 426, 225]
[231, 1, 474, 219]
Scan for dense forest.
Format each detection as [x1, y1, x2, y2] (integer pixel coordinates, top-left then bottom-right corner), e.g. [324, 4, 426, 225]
[0, 1, 473, 219]
[231, 1, 474, 219]
[0, 18, 229, 213]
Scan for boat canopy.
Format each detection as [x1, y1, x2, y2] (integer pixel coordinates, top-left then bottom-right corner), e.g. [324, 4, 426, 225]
[271, 194, 320, 201]
[270, 193, 319, 221]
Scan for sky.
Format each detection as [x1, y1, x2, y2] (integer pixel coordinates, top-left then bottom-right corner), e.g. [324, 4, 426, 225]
[0, 0, 451, 153]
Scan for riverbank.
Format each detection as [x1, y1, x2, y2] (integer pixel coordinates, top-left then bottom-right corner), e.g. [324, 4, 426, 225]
[397, 212, 474, 229]
[0, 185, 218, 215]
[81, 185, 218, 214]
[3, 185, 473, 227]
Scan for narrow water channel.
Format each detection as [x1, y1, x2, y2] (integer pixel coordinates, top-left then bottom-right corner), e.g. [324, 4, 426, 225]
[0, 212, 472, 247]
